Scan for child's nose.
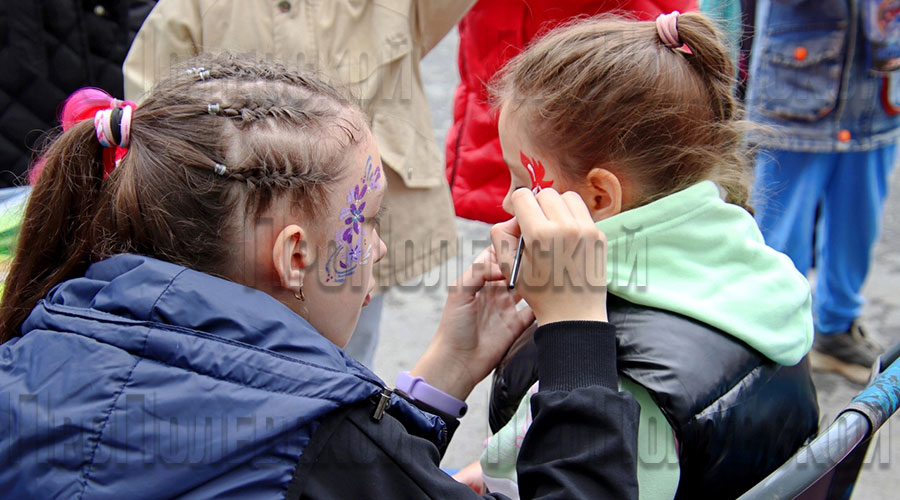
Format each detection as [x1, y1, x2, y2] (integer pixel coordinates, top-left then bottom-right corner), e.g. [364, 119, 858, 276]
[501, 191, 514, 215]
[374, 234, 387, 264]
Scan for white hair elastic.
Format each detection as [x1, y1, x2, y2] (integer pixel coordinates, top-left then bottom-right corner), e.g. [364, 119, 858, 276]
[214, 163, 228, 176]
[118, 105, 133, 147]
[207, 103, 221, 115]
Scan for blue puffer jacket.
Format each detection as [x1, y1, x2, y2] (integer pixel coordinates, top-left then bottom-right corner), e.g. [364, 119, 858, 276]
[0, 254, 443, 499]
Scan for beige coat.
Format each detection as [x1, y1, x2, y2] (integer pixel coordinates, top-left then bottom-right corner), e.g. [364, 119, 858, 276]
[124, 0, 470, 290]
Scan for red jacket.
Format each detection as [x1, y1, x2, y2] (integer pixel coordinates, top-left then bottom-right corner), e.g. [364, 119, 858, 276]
[445, 0, 698, 223]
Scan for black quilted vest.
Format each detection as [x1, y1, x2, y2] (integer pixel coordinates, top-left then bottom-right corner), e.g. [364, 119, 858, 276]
[490, 294, 820, 499]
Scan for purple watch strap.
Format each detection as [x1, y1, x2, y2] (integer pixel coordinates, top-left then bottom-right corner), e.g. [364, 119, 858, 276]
[395, 371, 468, 418]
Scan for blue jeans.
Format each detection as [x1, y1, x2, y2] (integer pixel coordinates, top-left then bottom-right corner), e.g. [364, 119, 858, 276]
[753, 145, 896, 334]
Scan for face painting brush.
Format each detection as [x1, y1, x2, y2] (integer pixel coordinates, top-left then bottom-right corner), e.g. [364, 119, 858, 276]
[509, 153, 554, 289]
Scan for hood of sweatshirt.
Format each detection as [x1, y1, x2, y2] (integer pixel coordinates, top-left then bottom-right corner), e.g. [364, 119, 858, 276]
[596, 181, 813, 365]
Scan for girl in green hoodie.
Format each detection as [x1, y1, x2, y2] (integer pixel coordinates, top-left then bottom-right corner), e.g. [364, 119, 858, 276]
[454, 11, 819, 500]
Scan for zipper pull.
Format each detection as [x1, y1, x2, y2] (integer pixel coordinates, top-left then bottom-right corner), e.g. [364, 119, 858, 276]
[371, 388, 392, 422]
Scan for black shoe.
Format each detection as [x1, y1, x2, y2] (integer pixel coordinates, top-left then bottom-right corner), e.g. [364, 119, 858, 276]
[810, 321, 882, 385]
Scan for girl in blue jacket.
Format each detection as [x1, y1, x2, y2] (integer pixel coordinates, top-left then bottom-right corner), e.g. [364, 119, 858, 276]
[0, 54, 639, 499]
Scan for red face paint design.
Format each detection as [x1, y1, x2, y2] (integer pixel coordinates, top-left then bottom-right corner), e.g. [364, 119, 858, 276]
[520, 152, 554, 193]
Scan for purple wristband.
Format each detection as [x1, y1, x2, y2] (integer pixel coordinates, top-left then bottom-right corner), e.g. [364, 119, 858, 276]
[395, 371, 468, 418]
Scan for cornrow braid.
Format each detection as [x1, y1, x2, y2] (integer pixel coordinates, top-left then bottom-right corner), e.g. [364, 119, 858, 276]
[175, 56, 348, 103]
[220, 159, 336, 190]
[214, 101, 329, 127]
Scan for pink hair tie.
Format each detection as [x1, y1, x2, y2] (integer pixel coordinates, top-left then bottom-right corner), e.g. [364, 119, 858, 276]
[656, 11, 682, 49]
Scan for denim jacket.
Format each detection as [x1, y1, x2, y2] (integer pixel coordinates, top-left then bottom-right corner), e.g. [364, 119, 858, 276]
[746, 0, 900, 152]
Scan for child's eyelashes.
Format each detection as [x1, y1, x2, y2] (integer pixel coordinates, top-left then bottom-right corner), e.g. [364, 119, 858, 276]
[371, 205, 387, 230]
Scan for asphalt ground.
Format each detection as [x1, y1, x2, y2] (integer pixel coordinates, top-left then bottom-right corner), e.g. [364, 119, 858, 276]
[373, 29, 900, 497]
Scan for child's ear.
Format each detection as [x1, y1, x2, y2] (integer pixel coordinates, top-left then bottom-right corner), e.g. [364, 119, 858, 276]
[584, 167, 623, 220]
[271, 224, 313, 292]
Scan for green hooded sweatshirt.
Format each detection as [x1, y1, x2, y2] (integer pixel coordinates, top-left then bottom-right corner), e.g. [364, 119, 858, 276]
[481, 181, 813, 500]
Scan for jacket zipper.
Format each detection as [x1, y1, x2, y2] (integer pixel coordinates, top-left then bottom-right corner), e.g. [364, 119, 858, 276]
[371, 388, 393, 422]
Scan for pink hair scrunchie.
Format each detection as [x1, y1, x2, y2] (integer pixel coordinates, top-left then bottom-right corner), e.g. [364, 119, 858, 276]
[30, 89, 137, 183]
[656, 11, 682, 49]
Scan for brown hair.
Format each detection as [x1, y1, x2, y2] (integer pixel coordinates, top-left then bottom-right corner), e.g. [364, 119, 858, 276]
[0, 54, 366, 341]
[494, 12, 753, 212]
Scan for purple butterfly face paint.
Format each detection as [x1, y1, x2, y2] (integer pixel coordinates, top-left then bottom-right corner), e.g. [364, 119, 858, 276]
[326, 155, 382, 283]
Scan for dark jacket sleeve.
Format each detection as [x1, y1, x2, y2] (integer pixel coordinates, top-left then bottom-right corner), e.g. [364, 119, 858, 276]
[286, 321, 640, 500]
[518, 321, 640, 500]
